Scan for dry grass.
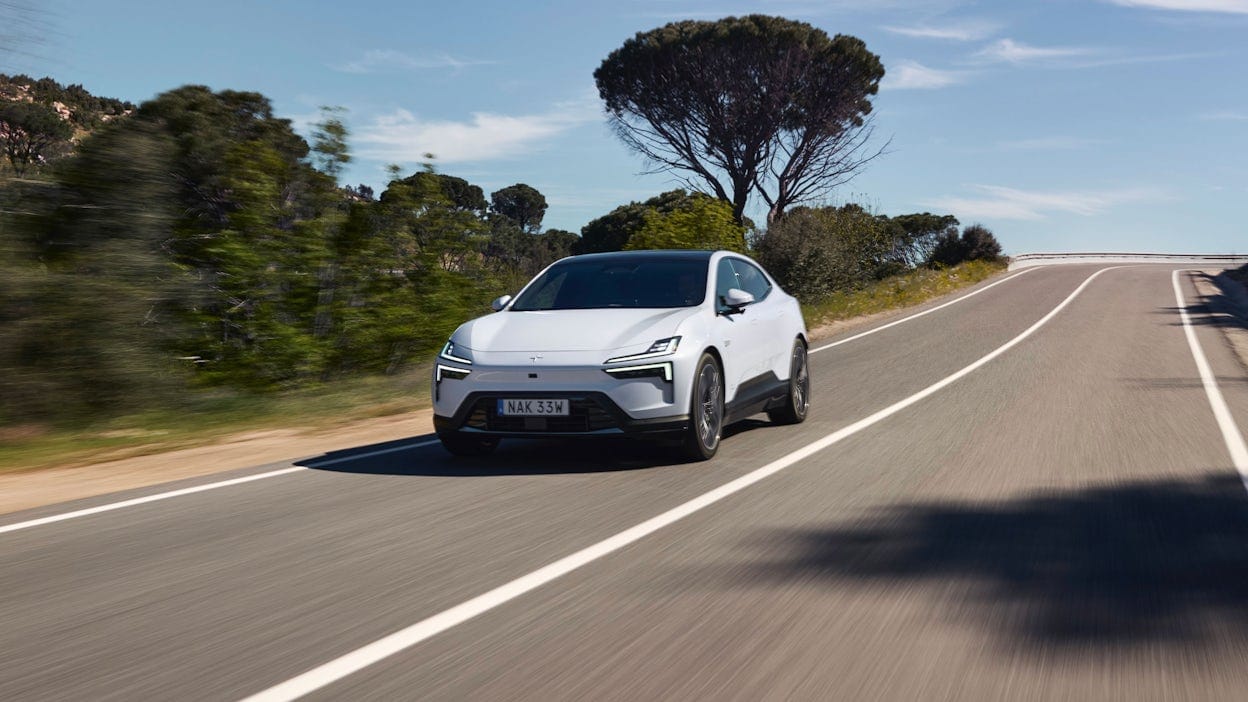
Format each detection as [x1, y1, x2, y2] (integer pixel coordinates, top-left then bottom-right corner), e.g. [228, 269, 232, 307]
[802, 259, 1009, 330]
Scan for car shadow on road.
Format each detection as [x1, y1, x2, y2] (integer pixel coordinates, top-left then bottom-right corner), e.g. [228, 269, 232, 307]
[301, 418, 776, 477]
[301, 434, 682, 476]
[718, 472, 1248, 654]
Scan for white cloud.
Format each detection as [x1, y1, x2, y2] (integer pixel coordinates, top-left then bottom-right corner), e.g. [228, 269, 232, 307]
[974, 38, 1095, 64]
[881, 20, 1000, 41]
[1106, 0, 1248, 13]
[997, 136, 1105, 150]
[355, 96, 600, 164]
[332, 49, 493, 74]
[924, 185, 1167, 221]
[881, 60, 966, 90]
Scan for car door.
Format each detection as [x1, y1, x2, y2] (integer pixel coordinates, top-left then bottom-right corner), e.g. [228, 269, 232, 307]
[712, 256, 755, 402]
[727, 257, 788, 381]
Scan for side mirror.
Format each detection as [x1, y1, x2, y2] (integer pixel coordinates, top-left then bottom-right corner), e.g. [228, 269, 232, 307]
[720, 288, 755, 315]
[491, 295, 512, 312]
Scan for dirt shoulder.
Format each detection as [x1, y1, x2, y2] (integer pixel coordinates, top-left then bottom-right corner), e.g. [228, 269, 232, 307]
[0, 411, 433, 515]
[1, 267, 1017, 517]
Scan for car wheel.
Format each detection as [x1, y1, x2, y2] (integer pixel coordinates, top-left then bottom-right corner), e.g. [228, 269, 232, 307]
[438, 432, 500, 457]
[767, 339, 809, 425]
[681, 353, 724, 461]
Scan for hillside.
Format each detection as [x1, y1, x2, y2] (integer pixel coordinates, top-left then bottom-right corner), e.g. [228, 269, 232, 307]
[0, 73, 133, 173]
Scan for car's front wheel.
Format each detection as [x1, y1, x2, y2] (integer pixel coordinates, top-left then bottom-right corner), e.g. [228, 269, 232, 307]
[437, 432, 500, 457]
[767, 338, 809, 425]
[681, 353, 724, 461]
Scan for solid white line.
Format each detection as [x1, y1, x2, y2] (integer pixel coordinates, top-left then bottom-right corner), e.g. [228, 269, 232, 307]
[238, 266, 1124, 702]
[0, 440, 440, 535]
[1172, 270, 1248, 486]
[809, 267, 1036, 354]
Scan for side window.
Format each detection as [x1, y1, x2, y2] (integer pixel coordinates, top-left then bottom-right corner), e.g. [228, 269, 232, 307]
[729, 259, 772, 302]
[715, 258, 739, 313]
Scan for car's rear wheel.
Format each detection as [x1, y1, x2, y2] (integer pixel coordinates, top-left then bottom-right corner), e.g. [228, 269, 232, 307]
[767, 339, 809, 425]
[438, 432, 500, 457]
[681, 353, 724, 461]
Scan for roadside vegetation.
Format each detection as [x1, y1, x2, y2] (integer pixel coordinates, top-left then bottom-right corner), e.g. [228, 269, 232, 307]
[803, 259, 1008, 331]
[0, 17, 1007, 471]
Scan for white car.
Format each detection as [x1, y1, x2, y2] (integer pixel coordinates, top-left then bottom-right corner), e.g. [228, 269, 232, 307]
[432, 250, 809, 460]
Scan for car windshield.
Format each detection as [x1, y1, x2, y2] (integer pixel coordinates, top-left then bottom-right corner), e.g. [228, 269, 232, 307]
[510, 257, 708, 311]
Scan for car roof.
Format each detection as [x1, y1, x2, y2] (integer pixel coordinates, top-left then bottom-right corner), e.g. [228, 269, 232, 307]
[560, 250, 719, 264]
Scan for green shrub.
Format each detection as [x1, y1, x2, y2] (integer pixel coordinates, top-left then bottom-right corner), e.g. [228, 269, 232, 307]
[624, 193, 747, 252]
[755, 205, 895, 300]
[928, 223, 1004, 268]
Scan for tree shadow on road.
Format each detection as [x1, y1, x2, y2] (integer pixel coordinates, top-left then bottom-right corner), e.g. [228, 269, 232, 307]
[1161, 271, 1248, 329]
[729, 473, 1248, 653]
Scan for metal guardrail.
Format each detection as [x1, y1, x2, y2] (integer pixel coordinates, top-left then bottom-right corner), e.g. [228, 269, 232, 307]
[1008, 253, 1248, 271]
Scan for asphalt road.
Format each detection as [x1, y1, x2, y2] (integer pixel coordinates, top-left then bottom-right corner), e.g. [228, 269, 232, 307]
[4, 264, 1248, 701]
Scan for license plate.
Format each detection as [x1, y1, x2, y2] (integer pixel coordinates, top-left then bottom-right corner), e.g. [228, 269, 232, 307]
[497, 398, 569, 416]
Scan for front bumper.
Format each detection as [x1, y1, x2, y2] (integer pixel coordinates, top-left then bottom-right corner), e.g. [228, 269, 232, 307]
[434, 391, 689, 437]
[433, 348, 699, 438]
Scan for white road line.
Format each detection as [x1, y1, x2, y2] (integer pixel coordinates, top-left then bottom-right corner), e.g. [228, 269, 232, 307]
[809, 267, 1036, 354]
[1172, 270, 1248, 487]
[0, 440, 440, 535]
[238, 266, 1124, 702]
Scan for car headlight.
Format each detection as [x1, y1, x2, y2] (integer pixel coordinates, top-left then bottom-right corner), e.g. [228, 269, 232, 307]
[440, 340, 473, 365]
[604, 336, 680, 364]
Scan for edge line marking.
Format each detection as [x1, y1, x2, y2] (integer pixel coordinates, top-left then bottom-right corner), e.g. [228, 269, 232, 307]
[0, 440, 440, 535]
[1172, 269, 1248, 486]
[810, 267, 1035, 354]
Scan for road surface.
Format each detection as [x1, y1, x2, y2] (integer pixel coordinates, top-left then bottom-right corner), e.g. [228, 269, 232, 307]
[3, 264, 1248, 701]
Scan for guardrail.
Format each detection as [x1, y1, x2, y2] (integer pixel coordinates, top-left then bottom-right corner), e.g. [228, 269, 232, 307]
[1008, 253, 1248, 271]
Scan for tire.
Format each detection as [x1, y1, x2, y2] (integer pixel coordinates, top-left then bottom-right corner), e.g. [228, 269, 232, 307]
[767, 339, 810, 425]
[437, 432, 500, 457]
[681, 353, 724, 461]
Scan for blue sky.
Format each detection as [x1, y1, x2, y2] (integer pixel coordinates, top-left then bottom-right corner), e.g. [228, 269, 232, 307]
[9, 0, 1248, 253]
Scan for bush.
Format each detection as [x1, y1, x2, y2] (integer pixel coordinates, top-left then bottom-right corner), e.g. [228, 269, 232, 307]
[624, 193, 747, 252]
[927, 223, 1003, 267]
[755, 205, 895, 301]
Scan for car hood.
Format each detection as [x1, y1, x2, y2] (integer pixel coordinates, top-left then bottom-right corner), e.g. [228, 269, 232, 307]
[456, 307, 698, 353]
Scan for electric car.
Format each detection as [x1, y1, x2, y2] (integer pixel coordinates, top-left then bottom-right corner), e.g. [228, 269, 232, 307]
[432, 249, 809, 460]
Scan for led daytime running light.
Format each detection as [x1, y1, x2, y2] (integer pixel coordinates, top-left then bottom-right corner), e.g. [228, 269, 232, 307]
[435, 364, 471, 382]
[604, 336, 680, 364]
[603, 362, 673, 382]
[440, 341, 473, 365]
